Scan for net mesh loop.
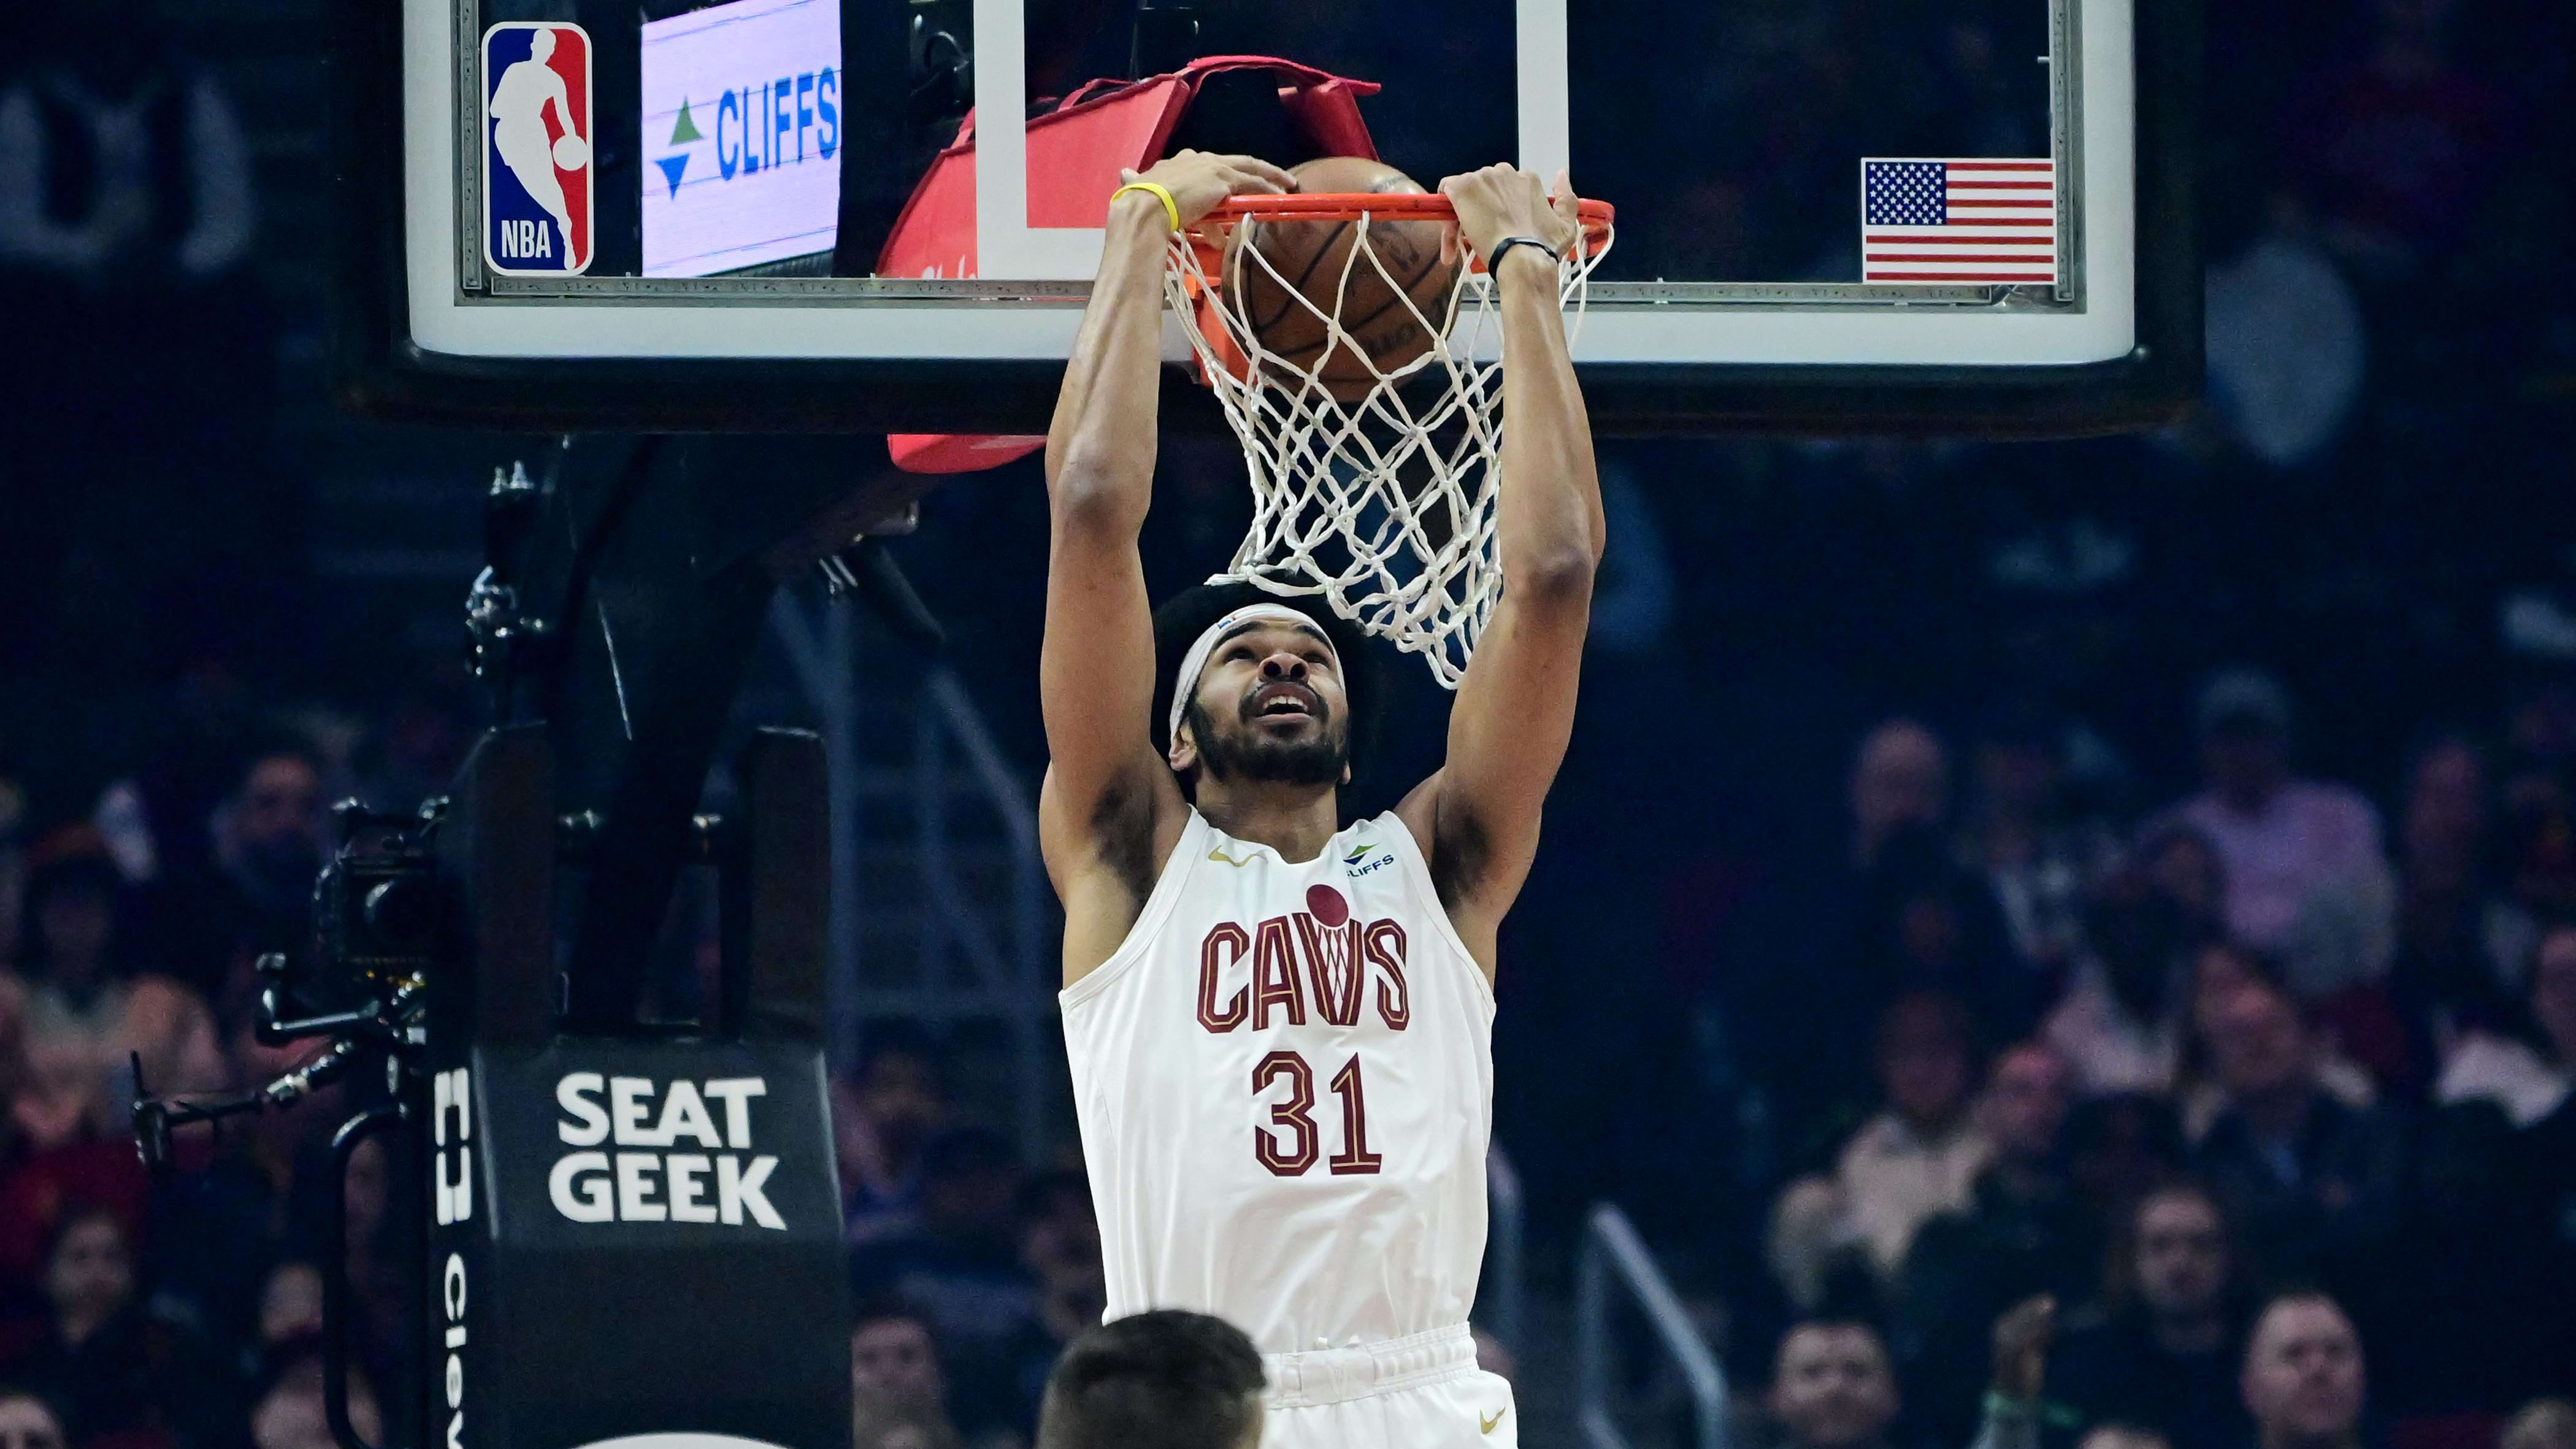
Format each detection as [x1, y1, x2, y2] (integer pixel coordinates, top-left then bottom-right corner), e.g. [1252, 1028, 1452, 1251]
[1164, 194, 1613, 688]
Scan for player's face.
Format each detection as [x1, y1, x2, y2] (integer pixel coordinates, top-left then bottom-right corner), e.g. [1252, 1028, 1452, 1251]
[1183, 623, 1350, 789]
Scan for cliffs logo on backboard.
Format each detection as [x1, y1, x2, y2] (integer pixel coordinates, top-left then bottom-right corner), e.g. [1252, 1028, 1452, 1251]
[548, 1074, 786, 1228]
[482, 23, 593, 274]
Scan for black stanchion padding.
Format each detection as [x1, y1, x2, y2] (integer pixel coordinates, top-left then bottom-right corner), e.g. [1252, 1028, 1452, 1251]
[440, 1041, 848, 1449]
[723, 729, 828, 1043]
[435, 726, 558, 1048]
[423, 727, 850, 1449]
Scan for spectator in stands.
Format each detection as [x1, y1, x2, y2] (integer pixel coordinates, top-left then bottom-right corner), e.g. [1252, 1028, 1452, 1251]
[848, 1129, 1033, 1424]
[250, 1349, 378, 1449]
[1852, 721, 1950, 872]
[2434, 922, 2575, 1127]
[2063, 1094, 2190, 1222]
[161, 741, 327, 1002]
[1855, 829, 2033, 1051]
[253, 1265, 321, 1354]
[1772, 993, 1991, 1307]
[1744, 719, 1991, 1166]
[148, 1014, 342, 1348]
[2177, 942, 2377, 1143]
[12, 829, 224, 1104]
[2163, 671, 2394, 997]
[7, 1035, 113, 1157]
[2366, 1092, 2541, 1418]
[2142, 823, 2229, 951]
[1758, 1320, 1902, 1449]
[981, 1171, 1106, 1443]
[2193, 975, 2406, 1286]
[12, 836, 134, 1026]
[0, 1389, 69, 1449]
[853, 1299, 947, 1407]
[1, 1206, 229, 1449]
[0, 1021, 149, 1349]
[1898, 1042, 2091, 1447]
[837, 1027, 949, 1245]
[2386, 740, 2518, 1083]
[1035, 1310, 1263, 1449]
[850, 1301, 965, 1449]
[2052, 1182, 2253, 1449]
[2048, 867, 2195, 1096]
[2482, 793, 2576, 1014]
[2499, 931, 2576, 1397]
[1963, 702, 2120, 977]
[2239, 1292, 2369, 1449]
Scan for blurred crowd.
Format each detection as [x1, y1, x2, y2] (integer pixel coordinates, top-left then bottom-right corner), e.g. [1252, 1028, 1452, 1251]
[1702, 673, 2576, 1449]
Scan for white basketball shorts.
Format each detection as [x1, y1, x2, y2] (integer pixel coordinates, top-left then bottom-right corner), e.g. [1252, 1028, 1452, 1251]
[1258, 1324, 1519, 1449]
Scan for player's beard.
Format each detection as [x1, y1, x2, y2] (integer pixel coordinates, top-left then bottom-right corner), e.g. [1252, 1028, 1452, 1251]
[1187, 695, 1346, 788]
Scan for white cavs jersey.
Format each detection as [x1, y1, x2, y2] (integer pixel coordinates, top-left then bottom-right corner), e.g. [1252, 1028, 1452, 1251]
[1060, 807, 1495, 1353]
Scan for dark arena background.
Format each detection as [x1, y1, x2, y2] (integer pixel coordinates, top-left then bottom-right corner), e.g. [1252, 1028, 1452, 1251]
[2, 0, 2575, 1446]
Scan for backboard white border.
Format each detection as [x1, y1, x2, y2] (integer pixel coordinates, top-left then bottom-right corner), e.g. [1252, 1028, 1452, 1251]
[403, 0, 2134, 366]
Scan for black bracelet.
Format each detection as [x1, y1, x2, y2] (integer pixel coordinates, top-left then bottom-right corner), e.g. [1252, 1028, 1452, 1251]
[1485, 235, 1562, 278]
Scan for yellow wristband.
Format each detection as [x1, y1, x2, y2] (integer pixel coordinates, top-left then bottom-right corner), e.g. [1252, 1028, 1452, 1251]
[1111, 180, 1182, 233]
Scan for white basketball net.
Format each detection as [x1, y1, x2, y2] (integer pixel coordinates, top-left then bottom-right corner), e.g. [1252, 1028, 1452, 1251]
[1163, 201, 1612, 688]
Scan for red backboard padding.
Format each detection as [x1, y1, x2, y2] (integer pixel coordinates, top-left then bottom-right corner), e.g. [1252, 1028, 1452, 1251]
[883, 56, 1382, 474]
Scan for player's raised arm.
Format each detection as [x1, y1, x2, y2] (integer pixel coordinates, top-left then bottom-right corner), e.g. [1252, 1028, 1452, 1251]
[1038, 152, 1292, 970]
[1398, 166, 1603, 966]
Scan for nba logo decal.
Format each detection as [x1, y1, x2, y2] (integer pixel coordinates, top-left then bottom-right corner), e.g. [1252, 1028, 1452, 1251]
[483, 23, 593, 274]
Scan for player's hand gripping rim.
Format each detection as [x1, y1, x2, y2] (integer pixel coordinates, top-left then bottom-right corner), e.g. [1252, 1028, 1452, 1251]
[1119, 150, 1297, 231]
[1436, 163, 1581, 278]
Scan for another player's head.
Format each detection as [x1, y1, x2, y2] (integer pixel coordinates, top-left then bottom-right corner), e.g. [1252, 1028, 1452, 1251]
[1036, 1309, 1265, 1449]
[1152, 583, 1377, 804]
[529, 26, 556, 61]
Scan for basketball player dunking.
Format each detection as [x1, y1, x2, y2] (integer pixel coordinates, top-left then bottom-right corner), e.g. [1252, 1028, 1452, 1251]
[1040, 150, 1601, 1448]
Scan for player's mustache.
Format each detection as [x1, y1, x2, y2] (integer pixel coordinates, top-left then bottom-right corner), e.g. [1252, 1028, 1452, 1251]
[1238, 678, 1327, 724]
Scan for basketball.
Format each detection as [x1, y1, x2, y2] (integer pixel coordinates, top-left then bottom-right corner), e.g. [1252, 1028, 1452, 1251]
[1227, 156, 1462, 401]
[553, 133, 589, 170]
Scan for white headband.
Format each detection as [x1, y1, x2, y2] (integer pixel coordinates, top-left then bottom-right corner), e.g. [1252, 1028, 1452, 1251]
[1167, 602, 1338, 747]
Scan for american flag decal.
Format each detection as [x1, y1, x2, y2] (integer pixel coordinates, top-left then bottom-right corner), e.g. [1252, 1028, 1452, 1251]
[1861, 158, 2057, 285]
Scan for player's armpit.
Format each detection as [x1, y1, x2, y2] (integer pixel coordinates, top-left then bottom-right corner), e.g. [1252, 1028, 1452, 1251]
[1039, 755, 1181, 982]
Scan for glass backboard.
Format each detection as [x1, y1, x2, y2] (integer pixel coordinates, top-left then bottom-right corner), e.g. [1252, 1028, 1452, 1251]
[337, 0, 2198, 432]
